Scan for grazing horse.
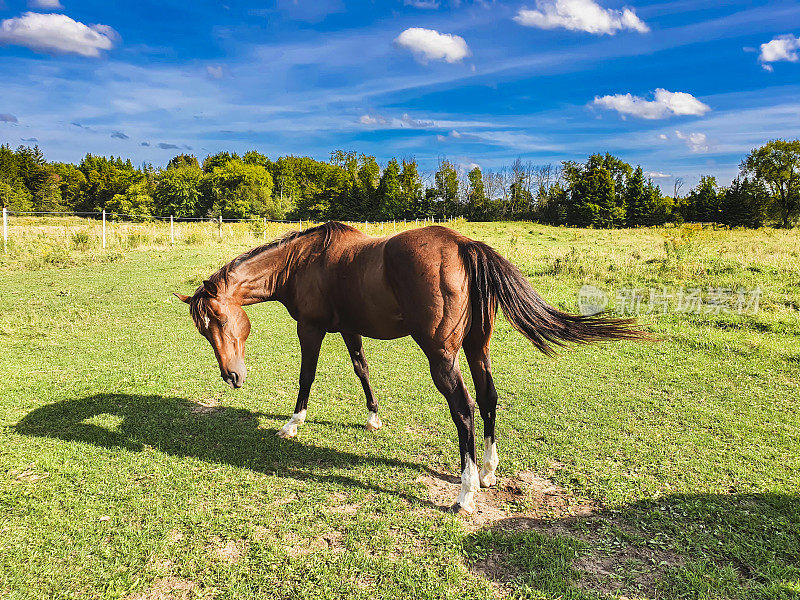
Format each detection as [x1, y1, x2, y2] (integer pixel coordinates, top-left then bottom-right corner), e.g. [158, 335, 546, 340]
[175, 222, 644, 514]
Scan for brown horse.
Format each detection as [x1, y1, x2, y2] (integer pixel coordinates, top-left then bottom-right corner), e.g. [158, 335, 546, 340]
[175, 222, 644, 513]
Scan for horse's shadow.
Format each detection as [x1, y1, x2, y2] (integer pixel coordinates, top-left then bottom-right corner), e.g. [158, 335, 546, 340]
[14, 393, 439, 505]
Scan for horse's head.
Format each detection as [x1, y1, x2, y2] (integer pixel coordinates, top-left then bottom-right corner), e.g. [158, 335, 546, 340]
[175, 279, 251, 389]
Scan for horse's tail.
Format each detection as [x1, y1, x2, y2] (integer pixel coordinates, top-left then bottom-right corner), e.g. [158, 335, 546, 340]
[458, 239, 648, 355]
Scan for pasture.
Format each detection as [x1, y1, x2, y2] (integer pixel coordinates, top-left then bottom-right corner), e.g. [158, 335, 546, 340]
[0, 219, 798, 599]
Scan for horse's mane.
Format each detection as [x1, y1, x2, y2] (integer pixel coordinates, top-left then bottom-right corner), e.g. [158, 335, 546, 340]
[189, 221, 356, 327]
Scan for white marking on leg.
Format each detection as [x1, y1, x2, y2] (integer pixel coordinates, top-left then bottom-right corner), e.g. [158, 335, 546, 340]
[455, 457, 479, 514]
[365, 411, 382, 431]
[479, 437, 498, 488]
[276, 409, 306, 439]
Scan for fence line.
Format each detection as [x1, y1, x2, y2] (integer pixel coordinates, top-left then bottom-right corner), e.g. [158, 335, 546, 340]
[1, 209, 458, 252]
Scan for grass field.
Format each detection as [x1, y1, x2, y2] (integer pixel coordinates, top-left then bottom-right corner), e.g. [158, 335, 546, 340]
[1, 219, 798, 599]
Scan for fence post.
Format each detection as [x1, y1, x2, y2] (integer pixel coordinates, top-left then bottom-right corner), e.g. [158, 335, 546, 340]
[170, 215, 175, 246]
[218, 215, 222, 240]
[102, 209, 106, 249]
[2, 207, 7, 253]
[263, 217, 267, 240]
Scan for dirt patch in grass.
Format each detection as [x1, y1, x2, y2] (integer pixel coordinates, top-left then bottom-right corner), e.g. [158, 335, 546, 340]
[282, 530, 344, 556]
[10, 463, 50, 483]
[470, 549, 524, 598]
[125, 577, 196, 600]
[208, 537, 247, 564]
[430, 470, 685, 598]
[189, 399, 221, 416]
[417, 470, 596, 531]
[574, 546, 684, 597]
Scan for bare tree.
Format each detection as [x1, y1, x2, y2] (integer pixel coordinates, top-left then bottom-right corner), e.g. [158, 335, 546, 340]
[673, 177, 684, 199]
[483, 169, 503, 202]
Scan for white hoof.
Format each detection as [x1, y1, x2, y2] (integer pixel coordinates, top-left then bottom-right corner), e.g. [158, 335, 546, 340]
[276, 410, 305, 439]
[479, 468, 496, 488]
[365, 411, 382, 431]
[276, 424, 297, 439]
[455, 458, 479, 515]
[480, 438, 498, 488]
[451, 500, 475, 515]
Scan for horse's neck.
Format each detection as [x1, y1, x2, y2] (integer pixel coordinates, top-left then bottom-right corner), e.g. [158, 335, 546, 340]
[226, 244, 293, 305]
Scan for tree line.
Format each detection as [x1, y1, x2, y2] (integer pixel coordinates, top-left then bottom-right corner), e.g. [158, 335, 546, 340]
[1, 140, 797, 227]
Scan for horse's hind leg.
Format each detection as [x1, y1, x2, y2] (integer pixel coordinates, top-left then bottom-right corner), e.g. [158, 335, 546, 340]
[277, 322, 325, 439]
[464, 319, 499, 488]
[427, 351, 479, 514]
[341, 332, 382, 431]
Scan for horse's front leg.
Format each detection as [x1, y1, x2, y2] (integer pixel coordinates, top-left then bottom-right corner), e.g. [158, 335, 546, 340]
[341, 332, 382, 431]
[428, 353, 479, 515]
[277, 322, 325, 439]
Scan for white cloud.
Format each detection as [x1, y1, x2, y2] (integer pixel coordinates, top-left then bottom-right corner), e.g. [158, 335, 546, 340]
[0, 113, 18, 123]
[394, 27, 470, 63]
[592, 88, 710, 119]
[758, 34, 800, 71]
[675, 130, 710, 153]
[404, 0, 440, 8]
[0, 12, 117, 57]
[400, 112, 434, 127]
[513, 0, 648, 35]
[206, 65, 224, 79]
[359, 112, 436, 128]
[646, 171, 671, 178]
[28, 0, 63, 8]
[358, 114, 390, 125]
[658, 133, 668, 140]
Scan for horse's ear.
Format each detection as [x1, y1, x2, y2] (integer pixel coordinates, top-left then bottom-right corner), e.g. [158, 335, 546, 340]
[173, 293, 191, 303]
[203, 280, 219, 297]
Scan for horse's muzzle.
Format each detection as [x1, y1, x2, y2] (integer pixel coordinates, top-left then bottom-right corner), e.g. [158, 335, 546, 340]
[222, 360, 246, 389]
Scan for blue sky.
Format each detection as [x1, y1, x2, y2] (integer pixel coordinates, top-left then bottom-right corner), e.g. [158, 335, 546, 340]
[1, 0, 800, 188]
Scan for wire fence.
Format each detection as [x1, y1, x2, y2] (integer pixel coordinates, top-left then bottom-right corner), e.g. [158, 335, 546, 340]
[1, 208, 459, 254]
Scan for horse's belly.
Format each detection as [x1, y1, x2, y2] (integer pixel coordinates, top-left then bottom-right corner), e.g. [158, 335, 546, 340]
[333, 289, 408, 340]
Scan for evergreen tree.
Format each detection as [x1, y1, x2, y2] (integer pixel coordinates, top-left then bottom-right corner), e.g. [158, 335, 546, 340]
[466, 166, 489, 220]
[377, 158, 403, 218]
[434, 160, 459, 218]
[720, 177, 768, 228]
[399, 159, 423, 218]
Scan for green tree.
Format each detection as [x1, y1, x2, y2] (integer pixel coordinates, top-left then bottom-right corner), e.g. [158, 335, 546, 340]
[107, 180, 154, 218]
[202, 152, 239, 174]
[720, 177, 768, 228]
[624, 166, 666, 226]
[77, 154, 143, 212]
[466, 166, 489, 219]
[52, 163, 87, 210]
[564, 160, 623, 228]
[242, 151, 269, 167]
[377, 158, 403, 218]
[205, 160, 285, 219]
[680, 176, 720, 222]
[167, 154, 200, 170]
[741, 139, 800, 227]
[399, 159, 423, 218]
[356, 155, 380, 218]
[153, 164, 204, 217]
[0, 179, 33, 211]
[434, 160, 459, 218]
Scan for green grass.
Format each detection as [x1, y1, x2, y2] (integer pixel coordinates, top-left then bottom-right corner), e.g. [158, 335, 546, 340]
[0, 220, 798, 599]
